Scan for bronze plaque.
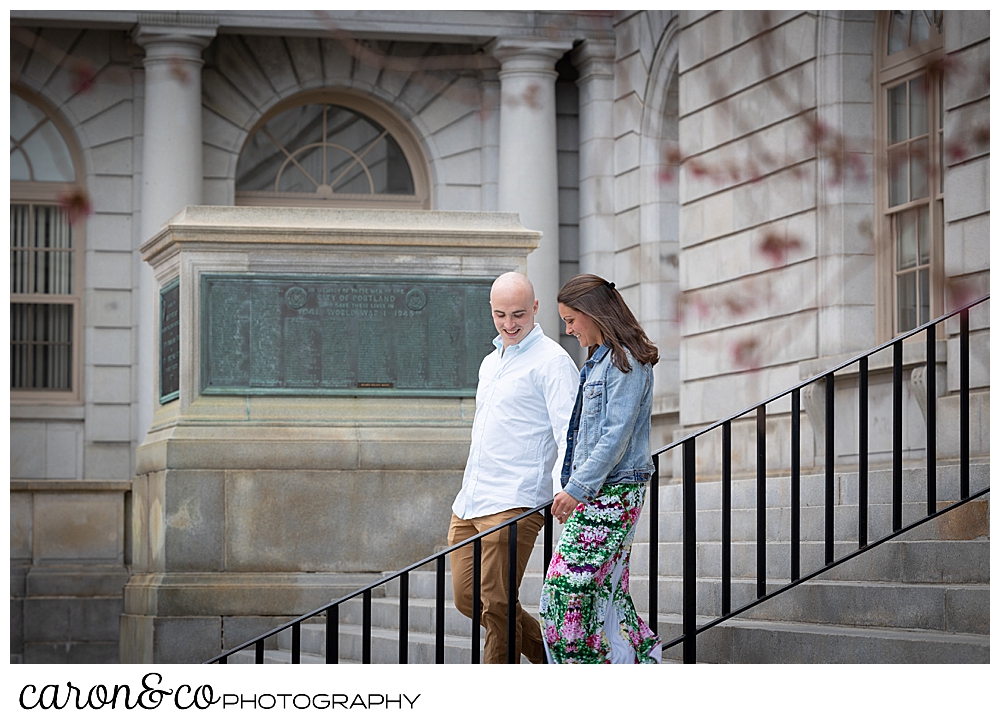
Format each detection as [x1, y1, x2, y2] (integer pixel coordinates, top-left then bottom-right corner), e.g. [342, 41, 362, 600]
[200, 275, 495, 396]
[159, 278, 180, 403]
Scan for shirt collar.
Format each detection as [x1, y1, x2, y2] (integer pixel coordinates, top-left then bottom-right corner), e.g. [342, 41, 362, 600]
[586, 342, 611, 367]
[493, 323, 544, 356]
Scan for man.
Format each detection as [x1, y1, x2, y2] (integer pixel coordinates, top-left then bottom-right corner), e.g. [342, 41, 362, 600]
[448, 271, 579, 664]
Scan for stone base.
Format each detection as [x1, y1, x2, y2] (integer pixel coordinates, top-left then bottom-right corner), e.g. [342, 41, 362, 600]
[120, 572, 380, 663]
[16, 565, 130, 665]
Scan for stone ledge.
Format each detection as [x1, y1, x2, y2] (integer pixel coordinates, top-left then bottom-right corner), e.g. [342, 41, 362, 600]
[10, 479, 132, 492]
[25, 565, 131, 596]
[123, 572, 385, 617]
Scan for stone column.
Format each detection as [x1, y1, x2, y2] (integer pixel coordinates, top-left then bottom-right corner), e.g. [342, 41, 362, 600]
[480, 68, 501, 212]
[572, 40, 616, 276]
[491, 37, 572, 337]
[131, 14, 216, 448]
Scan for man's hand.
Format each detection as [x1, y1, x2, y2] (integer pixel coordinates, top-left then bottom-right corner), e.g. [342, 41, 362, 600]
[552, 491, 580, 524]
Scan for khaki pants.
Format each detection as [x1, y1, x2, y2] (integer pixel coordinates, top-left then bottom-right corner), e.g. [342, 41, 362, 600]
[448, 509, 546, 664]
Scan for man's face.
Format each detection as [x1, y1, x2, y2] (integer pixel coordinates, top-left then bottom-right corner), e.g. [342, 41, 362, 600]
[490, 285, 538, 349]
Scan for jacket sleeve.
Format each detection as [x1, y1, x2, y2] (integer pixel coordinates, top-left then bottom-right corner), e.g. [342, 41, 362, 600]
[563, 360, 648, 502]
[544, 354, 582, 498]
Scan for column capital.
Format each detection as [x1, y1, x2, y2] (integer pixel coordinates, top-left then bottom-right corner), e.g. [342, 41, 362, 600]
[571, 39, 616, 83]
[131, 12, 217, 60]
[488, 36, 573, 73]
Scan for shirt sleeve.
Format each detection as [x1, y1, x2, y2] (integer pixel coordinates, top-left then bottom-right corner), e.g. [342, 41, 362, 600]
[544, 354, 581, 498]
[563, 361, 648, 502]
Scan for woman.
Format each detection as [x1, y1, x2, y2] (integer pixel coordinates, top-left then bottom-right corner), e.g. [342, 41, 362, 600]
[539, 274, 662, 664]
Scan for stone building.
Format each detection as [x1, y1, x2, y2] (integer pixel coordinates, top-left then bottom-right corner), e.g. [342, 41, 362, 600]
[9, 10, 989, 663]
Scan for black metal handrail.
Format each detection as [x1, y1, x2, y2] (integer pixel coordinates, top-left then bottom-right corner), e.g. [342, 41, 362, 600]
[207, 293, 988, 664]
[655, 293, 989, 662]
[206, 503, 556, 664]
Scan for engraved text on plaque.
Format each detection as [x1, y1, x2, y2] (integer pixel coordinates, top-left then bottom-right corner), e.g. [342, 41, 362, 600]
[200, 275, 495, 396]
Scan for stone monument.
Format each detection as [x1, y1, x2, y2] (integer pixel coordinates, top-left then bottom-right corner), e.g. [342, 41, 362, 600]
[120, 206, 539, 663]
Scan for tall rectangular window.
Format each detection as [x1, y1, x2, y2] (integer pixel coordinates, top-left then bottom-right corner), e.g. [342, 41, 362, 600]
[876, 11, 945, 339]
[10, 204, 78, 393]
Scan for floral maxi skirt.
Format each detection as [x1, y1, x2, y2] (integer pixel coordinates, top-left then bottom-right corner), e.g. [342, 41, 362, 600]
[539, 482, 662, 663]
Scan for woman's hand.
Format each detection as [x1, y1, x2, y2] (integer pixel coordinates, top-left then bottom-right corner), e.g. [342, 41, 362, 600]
[552, 491, 580, 524]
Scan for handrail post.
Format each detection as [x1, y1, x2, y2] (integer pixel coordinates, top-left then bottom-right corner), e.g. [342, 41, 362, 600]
[858, 358, 868, 548]
[435, 556, 445, 664]
[362, 590, 371, 664]
[291, 621, 301, 664]
[722, 420, 732, 612]
[398, 572, 409, 664]
[255, 638, 264, 664]
[507, 522, 518, 664]
[790, 391, 800, 581]
[543, 508, 553, 577]
[926, 324, 936, 515]
[648, 455, 659, 633]
[326, 604, 338, 663]
[472, 538, 482, 664]
[893, 340, 903, 531]
[682, 438, 696, 664]
[825, 373, 835, 564]
[756, 405, 766, 599]
[960, 309, 970, 498]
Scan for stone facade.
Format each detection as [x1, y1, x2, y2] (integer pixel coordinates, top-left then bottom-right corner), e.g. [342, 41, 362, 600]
[9, 10, 989, 663]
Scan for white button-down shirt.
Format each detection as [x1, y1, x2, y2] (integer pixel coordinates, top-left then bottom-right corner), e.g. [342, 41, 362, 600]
[452, 324, 580, 520]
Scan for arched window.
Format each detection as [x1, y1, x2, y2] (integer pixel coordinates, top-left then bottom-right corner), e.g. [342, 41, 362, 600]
[875, 11, 945, 339]
[236, 91, 430, 209]
[10, 87, 85, 402]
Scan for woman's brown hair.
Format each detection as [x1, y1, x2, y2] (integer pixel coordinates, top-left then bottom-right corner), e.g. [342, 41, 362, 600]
[557, 274, 659, 372]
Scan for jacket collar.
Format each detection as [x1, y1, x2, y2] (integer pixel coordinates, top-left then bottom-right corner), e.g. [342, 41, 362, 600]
[586, 342, 611, 367]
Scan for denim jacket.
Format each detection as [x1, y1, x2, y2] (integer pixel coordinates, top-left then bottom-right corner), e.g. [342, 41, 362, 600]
[560, 343, 654, 502]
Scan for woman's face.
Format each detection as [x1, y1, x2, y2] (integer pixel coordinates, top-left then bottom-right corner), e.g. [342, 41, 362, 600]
[558, 303, 604, 348]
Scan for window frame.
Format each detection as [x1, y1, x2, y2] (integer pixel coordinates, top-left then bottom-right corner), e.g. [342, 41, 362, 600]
[873, 11, 946, 343]
[10, 86, 86, 405]
[235, 90, 432, 210]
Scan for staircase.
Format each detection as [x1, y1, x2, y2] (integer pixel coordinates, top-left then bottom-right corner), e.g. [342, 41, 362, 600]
[228, 462, 988, 664]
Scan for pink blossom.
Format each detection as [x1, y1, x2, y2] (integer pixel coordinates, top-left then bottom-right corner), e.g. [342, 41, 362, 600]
[547, 555, 569, 578]
[545, 625, 559, 644]
[562, 609, 586, 641]
[594, 559, 613, 586]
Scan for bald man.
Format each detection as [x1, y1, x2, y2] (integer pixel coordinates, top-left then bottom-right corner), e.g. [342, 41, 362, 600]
[448, 272, 579, 664]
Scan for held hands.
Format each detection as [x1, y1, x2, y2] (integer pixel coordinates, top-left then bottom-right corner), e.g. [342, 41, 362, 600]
[552, 491, 580, 524]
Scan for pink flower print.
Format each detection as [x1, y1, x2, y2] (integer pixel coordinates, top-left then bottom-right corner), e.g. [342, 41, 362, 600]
[547, 554, 569, 578]
[586, 633, 602, 651]
[621, 566, 630, 592]
[545, 625, 559, 644]
[562, 608, 586, 641]
[638, 619, 654, 638]
[594, 558, 613, 586]
[624, 504, 641, 525]
[576, 525, 609, 550]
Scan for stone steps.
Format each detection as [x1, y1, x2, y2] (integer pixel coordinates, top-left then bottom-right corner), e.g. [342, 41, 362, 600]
[234, 464, 988, 664]
[647, 463, 989, 512]
[228, 622, 486, 665]
[653, 616, 990, 664]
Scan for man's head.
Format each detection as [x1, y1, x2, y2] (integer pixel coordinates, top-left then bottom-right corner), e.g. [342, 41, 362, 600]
[490, 272, 538, 348]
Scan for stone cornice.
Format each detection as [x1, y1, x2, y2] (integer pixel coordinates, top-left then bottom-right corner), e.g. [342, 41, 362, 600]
[11, 10, 614, 44]
[140, 206, 541, 265]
